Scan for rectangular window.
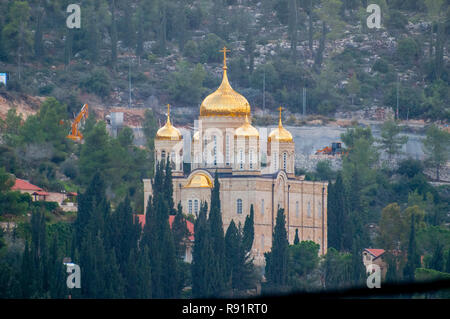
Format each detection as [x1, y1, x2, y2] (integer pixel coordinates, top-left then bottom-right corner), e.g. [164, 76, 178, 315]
[296, 201, 299, 218]
[213, 135, 217, 166]
[239, 149, 244, 170]
[283, 152, 287, 170]
[194, 200, 199, 215]
[249, 149, 253, 169]
[237, 199, 242, 214]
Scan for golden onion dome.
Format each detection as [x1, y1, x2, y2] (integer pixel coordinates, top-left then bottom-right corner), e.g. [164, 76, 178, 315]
[268, 107, 293, 143]
[184, 173, 213, 188]
[235, 114, 259, 138]
[155, 104, 182, 141]
[199, 47, 250, 117]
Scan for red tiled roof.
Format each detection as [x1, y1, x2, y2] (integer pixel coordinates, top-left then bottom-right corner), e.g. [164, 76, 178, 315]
[68, 192, 78, 196]
[364, 248, 385, 259]
[136, 214, 194, 241]
[11, 178, 43, 192]
[33, 191, 50, 196]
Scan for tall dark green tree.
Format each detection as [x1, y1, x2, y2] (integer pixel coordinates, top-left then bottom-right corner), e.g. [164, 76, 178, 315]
[192, 202, 215, 297]
[265, 208, 289, 289]
[403, 213, 420, 282]
[242, 204, 255, 253]
[208, 172, 226, 295]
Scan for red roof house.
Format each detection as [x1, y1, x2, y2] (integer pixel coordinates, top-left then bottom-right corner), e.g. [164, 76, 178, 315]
[11, 178, 43, 192]
[364, 248, 385, 259]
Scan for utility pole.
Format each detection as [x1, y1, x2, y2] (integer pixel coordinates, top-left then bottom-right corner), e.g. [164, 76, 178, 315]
[396, 74, 399, 120]
[128, 58, 132, 108]
[263, 67, 266, 114]
[302, 87, 306, 117]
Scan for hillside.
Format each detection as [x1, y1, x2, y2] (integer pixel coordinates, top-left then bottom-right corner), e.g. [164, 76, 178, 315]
[0, 0, 448, 125]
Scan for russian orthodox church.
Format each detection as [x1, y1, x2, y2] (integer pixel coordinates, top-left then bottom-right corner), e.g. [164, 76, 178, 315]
[144, 48, 327, 265]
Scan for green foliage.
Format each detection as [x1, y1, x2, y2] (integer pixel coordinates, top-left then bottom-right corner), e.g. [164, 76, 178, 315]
[378, 120, 408, 162]
[422, 125, 450, 181]
[265, 208, 289, 290]
[396, 38, 420, 65]
[81, 69, 111, 98]
[167, 61, 206, 105]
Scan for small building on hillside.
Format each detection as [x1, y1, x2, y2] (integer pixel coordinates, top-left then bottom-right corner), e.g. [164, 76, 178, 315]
[11, 177, 77, 211]
[363, 248, 387, 280]
[136, 214, 194, 263]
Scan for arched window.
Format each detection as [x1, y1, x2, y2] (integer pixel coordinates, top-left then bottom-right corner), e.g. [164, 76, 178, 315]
[249, 149, 254, 169]
[188, 200, 192, 215]
[261, 199, 264, 216]
[296, 201, 299, 218]
[307, 201, 311, 217]
[283, 152, 287, 171]
[161, 150, 166, 162]
[237, 199, 243, 214]
[239, 149, 244, 170]
[194, 199, 199, 216]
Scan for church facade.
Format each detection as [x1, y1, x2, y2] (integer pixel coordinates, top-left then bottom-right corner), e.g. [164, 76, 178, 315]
[143, 48, 327, 265]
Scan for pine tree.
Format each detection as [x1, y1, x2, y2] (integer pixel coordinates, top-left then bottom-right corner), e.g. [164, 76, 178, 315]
[242, 204, 255, 253]
[294, 229, 300, 245]
[265, 208, 289, 290]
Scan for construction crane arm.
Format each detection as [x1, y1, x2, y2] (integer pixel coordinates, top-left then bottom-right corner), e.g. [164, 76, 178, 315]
[67, 104, 88, 141]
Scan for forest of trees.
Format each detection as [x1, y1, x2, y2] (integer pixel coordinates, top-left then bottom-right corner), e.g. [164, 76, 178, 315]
[0, 0, 448, 120]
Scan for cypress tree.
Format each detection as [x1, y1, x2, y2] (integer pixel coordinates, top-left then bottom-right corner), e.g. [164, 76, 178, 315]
[294, 229, 300, 245]
[265, 208, 289, 289]
[137, 246, 152, 298]
[172, 202, 189, 260]
[429, 242, 444, 272]
[192, 202, 215, 297]
[403, 214, 420, 282]
[208, 172, 226, 295]
[242, 204, 255, 253]
[445, 249, 450, 274]
[164, 156, 174, 214]
[225, 220, 239, 287]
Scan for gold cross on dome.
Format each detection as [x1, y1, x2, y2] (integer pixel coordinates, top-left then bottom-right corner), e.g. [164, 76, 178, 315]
[219, 46, 230, 68]
[278, 106, 283, 127]
[167, 104, 170, 117]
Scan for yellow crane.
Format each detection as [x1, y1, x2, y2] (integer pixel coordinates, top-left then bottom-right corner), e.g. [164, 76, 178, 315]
[67, 104, 88, 141]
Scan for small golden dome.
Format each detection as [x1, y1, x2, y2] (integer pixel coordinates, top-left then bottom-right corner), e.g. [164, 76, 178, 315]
[200, 47, 250, 117]
[156, 104, 182, 141]
[268, 107, 293, 143]
[184, 173, 213, 188]
[235, 114, 259, 138]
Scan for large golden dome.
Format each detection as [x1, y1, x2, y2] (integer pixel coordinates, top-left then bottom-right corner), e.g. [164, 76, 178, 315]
[268, 107, 293, 143]
[200, 47, 250, 117]
[184, 172, 213, 188]
[235, 114, 259, 138]
[156, 104, 182, 141]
